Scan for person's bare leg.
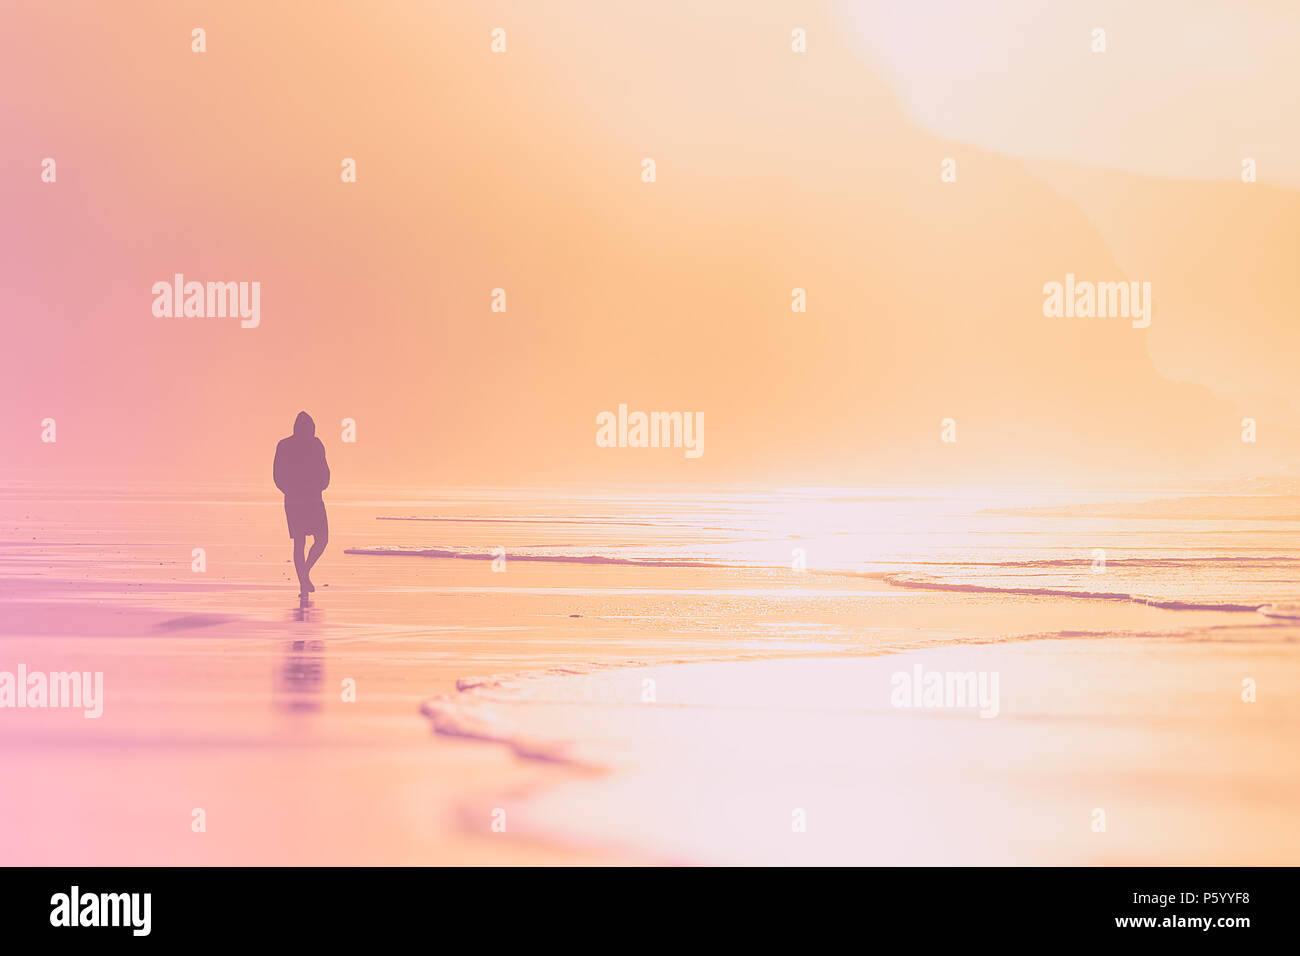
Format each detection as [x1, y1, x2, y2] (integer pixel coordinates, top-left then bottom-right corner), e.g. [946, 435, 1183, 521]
[303, 531, 327, 591]
[293, 535, 309, 595]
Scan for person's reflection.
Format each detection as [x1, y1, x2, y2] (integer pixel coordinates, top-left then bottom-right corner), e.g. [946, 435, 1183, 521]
[276, 639, 324, 712]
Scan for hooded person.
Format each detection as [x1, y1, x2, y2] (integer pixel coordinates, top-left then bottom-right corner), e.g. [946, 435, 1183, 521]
[273, 411, 331, 596]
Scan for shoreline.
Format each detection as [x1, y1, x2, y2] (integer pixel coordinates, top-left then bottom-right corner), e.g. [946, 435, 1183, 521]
[2, 578, 1295, 865]
[2, 485, 1296, 865]
[421, 630, 1299, 865]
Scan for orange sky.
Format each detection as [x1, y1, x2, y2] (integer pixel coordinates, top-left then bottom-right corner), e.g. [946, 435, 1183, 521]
[2, 1, 1297, 487]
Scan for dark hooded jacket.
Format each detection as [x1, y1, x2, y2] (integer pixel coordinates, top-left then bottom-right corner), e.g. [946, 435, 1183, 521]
[273, 412, 330, 499]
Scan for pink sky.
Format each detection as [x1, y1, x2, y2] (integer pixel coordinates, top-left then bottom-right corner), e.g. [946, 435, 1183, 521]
[3, 1, 1297, 487]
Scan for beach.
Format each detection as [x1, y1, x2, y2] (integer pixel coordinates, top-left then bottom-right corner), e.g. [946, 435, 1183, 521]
[0, 482, 1296, 865]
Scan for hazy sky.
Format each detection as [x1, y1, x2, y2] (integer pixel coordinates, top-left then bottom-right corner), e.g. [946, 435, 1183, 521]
[3, 1, 1296, 487]
[839, 0, 1300, 186]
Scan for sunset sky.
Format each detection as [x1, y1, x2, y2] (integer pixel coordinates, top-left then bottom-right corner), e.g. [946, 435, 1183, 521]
[3, 0, 1297, 487]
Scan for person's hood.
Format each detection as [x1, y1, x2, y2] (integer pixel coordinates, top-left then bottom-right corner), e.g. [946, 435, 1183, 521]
[293, 411, 315, 438]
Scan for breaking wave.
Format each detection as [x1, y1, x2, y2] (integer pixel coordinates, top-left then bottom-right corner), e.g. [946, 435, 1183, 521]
[343, 545, 1296, 617]
[344, 545, 728, 569]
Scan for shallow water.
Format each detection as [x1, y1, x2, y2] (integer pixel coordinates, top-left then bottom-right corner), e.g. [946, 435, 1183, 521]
[0, 481, 1295, 864]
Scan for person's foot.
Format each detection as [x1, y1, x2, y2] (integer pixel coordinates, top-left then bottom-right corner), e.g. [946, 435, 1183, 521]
[305, 578, 316, 593]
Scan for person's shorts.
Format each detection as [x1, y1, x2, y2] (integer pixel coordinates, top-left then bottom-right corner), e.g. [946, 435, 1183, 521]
[285, 496, 328, 539]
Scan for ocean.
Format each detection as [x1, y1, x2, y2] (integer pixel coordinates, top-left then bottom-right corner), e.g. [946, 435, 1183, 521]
[0, 480, 1296, 864]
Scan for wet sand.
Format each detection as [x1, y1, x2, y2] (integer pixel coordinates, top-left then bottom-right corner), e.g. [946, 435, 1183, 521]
[428, 636, 1299, 865]
[0, 486, 1294, 864]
